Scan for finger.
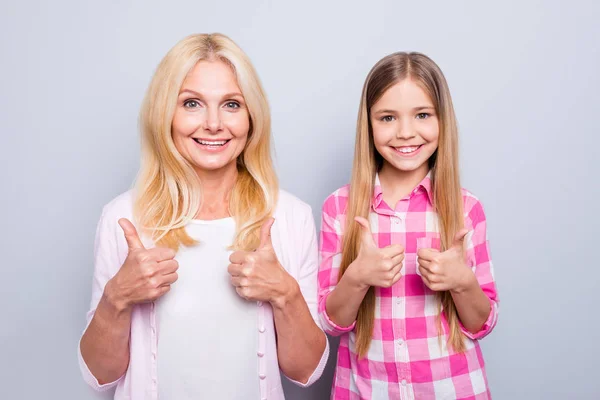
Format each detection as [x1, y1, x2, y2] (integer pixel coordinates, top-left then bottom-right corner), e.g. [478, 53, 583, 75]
[235, 286, 250, 300]
[383, 244, 404, 258]
[258, 217, 275, 250]
[417, 257, 432, 271]
[354, 216, 376, 248]
[391, 253, 405, 266]
[148, 247, 177, 262]
[229, 251, 249, 265]
[153, 285, 171, 299]
[161, 272, 178, 286]
[391, 268, 403, 285]
[452, 228, 470, 249]
[420, 272, 434, 290]
[118, 218, 145, 250]
[230, 275, 241, 287]
[157, 259, 179, 274]
[417, 247, 439, 261]
[227, 263, 243, 276]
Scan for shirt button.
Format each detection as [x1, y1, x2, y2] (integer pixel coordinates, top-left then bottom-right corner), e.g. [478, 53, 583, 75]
[402, 379, 407, 386]
[259, 326, 266, 333]
[257, 351, 264, 357]
[396, 297, 402, 304]
[257, 301, 263, 307]
[259, 374, 267, 380]
[397, 339, 404, 346]
[393, 216, 401, 224]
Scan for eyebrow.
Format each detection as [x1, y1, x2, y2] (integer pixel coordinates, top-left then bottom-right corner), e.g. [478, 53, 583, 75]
[178, 89, 244, 99]
[372, 106, 435, 114]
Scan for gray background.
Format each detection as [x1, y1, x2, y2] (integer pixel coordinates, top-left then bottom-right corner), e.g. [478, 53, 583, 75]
[1, 0, 598, 399]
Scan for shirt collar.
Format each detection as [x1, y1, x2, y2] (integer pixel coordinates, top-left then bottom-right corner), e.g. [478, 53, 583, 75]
[372, 171, 434, 210]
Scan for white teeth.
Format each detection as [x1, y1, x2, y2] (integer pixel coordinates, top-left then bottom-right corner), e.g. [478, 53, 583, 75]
[196, 139, 227, 146]
[397, 146, 420, 153]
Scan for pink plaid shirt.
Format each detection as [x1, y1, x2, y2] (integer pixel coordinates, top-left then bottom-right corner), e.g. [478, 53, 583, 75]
[318, 174, 498, 400]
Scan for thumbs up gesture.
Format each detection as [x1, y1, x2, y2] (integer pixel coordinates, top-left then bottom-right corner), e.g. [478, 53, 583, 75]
[346, 217, 405, 289]
[104, 218, 179, 311]
[228, 218, 295, 307]
[416, 229, 474, 293]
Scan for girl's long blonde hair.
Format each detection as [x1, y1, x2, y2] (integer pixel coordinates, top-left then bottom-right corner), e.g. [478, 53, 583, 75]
[340, 52, 465, 358]
[134, 33, 278, 251]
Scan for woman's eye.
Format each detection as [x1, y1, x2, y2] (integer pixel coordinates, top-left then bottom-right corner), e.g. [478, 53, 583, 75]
[416, 113, 430, 119]
[183, 100, 200, 108]
[225, 101, 240, 109]
[381, 115, 395, 122]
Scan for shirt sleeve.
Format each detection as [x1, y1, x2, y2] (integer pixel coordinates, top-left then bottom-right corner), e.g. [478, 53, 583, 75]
[284, 204, 330, 387]
[317, 193, 357, 336]
[459, 197, 499, 340]
[77, 208, 125, 391]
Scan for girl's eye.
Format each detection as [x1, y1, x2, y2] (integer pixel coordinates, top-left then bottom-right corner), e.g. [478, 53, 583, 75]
[416, 113, 430, 120]
[381, 115, 395, 122]
[225, 101, 240, 109]
[183, 99, 200, 108]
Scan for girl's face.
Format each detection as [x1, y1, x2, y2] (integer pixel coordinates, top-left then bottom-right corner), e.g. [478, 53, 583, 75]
[370, 78, 439, 177]
[172, 60, 250, 176]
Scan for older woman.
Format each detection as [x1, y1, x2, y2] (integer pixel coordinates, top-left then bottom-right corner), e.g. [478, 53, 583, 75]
[78, 33, 329, 400]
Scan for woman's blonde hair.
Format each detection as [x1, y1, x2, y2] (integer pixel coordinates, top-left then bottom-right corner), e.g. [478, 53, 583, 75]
[134, 33, 278, 251]
[340, 52, 465, 358]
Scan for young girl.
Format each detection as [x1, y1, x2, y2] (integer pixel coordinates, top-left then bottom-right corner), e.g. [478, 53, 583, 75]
[318, 52, 498, 399]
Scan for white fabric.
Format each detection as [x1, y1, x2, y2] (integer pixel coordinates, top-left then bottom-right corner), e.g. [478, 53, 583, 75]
[156, 217, 259, 400]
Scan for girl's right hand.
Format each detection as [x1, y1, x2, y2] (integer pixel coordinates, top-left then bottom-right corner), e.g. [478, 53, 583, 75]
[346, 216, 404, 289]
[104, 218, 179, 311]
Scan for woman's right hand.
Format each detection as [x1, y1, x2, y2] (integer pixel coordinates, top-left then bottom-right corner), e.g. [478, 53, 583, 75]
[345, 216, 405, 289]
[104, 218, 179, 312]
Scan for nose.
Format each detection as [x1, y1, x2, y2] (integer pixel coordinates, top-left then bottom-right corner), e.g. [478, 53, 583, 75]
[203, 107, 223, 133]
[396, 118, 416, 140]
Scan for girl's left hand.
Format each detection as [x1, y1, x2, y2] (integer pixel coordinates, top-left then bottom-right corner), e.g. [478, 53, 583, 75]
[228, 218, 297, 307]
[417, 229, 476, 293]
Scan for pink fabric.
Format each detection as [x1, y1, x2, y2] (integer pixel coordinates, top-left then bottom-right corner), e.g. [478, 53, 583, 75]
[78, 190, 329, 400]
[318, 175, 498, 399]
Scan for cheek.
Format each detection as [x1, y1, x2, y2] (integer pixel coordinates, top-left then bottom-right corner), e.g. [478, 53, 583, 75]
[172, 111, 201, 139]
[371, 123, 395, 149]
[421, 120, 440, 143]
[225, 112, 250, 139]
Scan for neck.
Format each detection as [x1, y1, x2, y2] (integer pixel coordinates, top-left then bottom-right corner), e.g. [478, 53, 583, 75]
[194, 162, 238, 220]
[378, 161, 429, 208]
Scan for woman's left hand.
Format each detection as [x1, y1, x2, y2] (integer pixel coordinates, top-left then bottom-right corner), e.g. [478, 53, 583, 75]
[228, 218, 297, 307]
[417, 229, 477, 293]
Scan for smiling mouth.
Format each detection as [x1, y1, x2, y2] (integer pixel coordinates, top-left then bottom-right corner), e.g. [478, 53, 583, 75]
[393, 145, 423, 154]
[193, 138, 231, 147]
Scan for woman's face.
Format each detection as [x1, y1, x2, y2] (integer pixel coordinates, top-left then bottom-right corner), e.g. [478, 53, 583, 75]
[370, 78, 439, 177]
[172, 60, 250, 176]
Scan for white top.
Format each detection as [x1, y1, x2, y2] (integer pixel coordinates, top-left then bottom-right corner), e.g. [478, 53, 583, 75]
[78, 189, 330, 400]
[156, 217, 260, 400]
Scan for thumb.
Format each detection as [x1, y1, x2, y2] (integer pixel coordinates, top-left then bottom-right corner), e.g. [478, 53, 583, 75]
[452, 228, 470, 249]
[258, 217, 275, 250]
[118, 218, 146, 251]
[355, 216, 376, 249]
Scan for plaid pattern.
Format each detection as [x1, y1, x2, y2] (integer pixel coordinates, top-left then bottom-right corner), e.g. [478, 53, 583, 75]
[318, 175, 498, 400]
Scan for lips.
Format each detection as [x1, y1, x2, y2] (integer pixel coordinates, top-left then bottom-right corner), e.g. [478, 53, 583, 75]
[193, 138, 231, 147]
[392, 145, 424, 157]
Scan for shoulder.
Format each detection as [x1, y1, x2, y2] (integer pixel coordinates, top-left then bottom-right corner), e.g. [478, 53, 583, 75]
[461, 188, 487, 229]
[96, 190, 135, 243]
[275, 189, 314, 221]
[321, 184, 350, 218]
[100, 190, 135, 221]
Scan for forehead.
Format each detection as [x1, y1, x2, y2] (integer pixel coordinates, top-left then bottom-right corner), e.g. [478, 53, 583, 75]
[374, 78, 434, 109]
[180, 59, 241, 93]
